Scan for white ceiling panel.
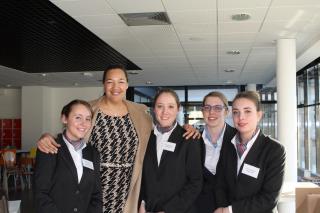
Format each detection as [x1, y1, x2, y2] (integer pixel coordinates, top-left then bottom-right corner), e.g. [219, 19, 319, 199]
[75, 14, 125, 28]
[219, 33, 256, 43]
[168, 10, 217, 24]
[219, 0, 272, 9]
[175, 23, 217, 34]
[179, 34, 217, 44]
[189, 57, 217, 66]
[266, 6, 318, 21]
[152, 49, 185, 57]
[51, 0, 114, 17]
[3, 0, 320, 88]
[162, 0, 216, 11]
[182, 42, 217, 50]
[219, 22, 261, 34]
[92, 26, 130, 39]
[272, 0, 320, 7]
[106, 0, 164, 13]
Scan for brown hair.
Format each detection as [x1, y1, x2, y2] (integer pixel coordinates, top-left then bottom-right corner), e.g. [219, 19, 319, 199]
[153, 88, 180, 108]
[202, 91, 229, 109]
[102, 64, 128, 83]
[61, 99, 93, 118]
[232, 91, 261, 111]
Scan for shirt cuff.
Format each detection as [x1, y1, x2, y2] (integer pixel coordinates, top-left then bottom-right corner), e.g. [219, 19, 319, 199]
[228, 205, 233, 213]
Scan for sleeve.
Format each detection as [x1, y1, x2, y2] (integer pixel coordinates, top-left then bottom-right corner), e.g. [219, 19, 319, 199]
[232, 143, 286, 213]
[34, 149, 61, 213]
[87, 148, 103, 213]
[163, 138, 203, 213]
[214, 144, 231, 208]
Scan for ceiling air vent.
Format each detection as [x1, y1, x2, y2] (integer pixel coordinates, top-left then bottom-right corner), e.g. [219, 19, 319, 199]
[119, 12, 171, 26]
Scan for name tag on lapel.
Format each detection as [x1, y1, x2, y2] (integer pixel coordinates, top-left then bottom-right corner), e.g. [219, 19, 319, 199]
[162, 141, 176, 152]
[82, 159, 94, 170]
[241, 163, 260, 178]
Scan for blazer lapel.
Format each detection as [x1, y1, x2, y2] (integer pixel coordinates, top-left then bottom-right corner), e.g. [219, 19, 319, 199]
[159, 125, 181, 168]
[237, 131, 264, 182]
[148, 133, 160, 168]
[79, 146, 93, 185]
[58, 135, 79, 185]
[242, 132, 264, 165]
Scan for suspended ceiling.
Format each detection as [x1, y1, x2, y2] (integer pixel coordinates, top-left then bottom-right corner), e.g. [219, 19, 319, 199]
[1, 0, 320, 87]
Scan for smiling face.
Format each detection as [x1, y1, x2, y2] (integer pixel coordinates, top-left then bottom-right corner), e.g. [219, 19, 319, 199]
[232, 97, 262, 141]
[202, 96, 228, 129]
[154, 92, 180, 128]
[103, 68, 129, 103]
[62, 104, 92, 141]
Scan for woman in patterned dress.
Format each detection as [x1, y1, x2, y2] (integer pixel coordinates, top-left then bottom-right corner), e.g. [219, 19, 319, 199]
[37, 65, 198, 213]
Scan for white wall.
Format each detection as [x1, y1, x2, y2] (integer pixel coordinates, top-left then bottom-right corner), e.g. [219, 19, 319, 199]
[21, 86, 104, 150]
[0, 88, 21, 118]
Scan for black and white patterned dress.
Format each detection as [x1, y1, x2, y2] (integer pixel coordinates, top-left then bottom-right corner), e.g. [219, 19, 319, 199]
[89, 110, 139, 213]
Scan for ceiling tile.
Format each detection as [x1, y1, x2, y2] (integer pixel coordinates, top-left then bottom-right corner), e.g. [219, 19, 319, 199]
[51, 0, 114, 16]
[106, 0, 164, 13]
[162, 0, 216, 11]
[75, 14, 125, 28]
[168, 10, 217, 24]
[219, 22, 261, 33]
[272, 0, 320, 7]
[175, 23, 217, 34]
[219, 0, 272, 9]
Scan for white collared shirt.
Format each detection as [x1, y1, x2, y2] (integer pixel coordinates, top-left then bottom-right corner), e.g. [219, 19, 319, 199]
[202, 124, 226, 175]
[153, 122, 177, 166]
[63, 135, 87, 183]
[231, 129, 260, 175]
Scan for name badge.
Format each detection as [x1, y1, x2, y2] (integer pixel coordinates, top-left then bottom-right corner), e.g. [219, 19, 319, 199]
[162, 141, 176, 152]
[82, 159, 94, 170]
[241, 163, 260, 179]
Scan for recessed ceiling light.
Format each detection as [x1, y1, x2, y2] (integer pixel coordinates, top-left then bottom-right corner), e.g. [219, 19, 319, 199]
[83, 72, 93, 77]
[73, 83, 79, 86]
[128, 70, 140, 75]
[146, 81, 153, 85]
[41, 73, 47, 77]
[224, 69, 235, 73]
[231, 13, 251, 21]
[226, 50, 240, 55]
[225, 80, 233, 84]
[6, 84, 11, 88]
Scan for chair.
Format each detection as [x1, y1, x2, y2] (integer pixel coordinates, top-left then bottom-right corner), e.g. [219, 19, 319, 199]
[0, 195, 8, 213]
[1, 149, 23, 190]
[20, 154, 34, 189]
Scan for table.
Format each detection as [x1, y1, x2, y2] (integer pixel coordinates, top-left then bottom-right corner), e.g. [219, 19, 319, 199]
[8, 200, 21, 213]
[278, 181, 319, 213]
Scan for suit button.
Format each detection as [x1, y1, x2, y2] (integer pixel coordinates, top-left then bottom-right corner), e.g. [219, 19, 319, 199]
[75, 190, 80, 194]
[73, 208, 78, 212]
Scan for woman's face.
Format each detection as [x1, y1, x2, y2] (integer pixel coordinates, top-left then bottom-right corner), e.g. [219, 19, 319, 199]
[232, 98, 262, 138]
[202, 96, 228, 129]
[154, 92, 179, 128]
[62, 104, 92, 140]
[103, 68, 128, 102]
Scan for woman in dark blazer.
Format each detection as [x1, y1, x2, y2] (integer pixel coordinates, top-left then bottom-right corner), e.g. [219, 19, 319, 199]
[195, 92, 236, 213]
[35, 100, 102, 213]
[214, 91, 286, 213]
[139, 88, 203, 213]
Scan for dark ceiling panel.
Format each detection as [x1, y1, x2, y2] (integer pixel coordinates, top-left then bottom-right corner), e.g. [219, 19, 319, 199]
[0, 0, 141, 73]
